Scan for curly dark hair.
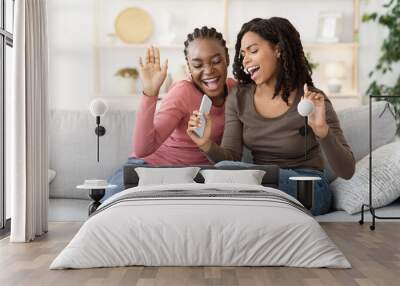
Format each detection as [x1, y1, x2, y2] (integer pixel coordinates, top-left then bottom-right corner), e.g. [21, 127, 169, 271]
[233, 17, 314, 104]
[184, 26, 229, 65]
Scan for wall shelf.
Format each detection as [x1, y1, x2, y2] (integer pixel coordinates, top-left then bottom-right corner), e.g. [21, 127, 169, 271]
[94, 0, 360, 110]
[327, 92, 359, 99]
[226, 42, 359, 50]
[96, 42, 359, 50]
[303, 42, 359, 49]
[96, 43, 183, 49]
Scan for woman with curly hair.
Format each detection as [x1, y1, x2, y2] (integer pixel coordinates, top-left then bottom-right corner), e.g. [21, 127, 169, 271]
[187, 18, 355, 215]
[103, 26, 236, 201]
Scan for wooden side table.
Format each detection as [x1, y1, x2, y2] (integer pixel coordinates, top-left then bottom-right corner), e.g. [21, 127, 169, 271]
[289, 176, 321, 210]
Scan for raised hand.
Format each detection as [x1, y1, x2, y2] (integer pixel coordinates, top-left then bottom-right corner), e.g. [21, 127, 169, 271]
[139, 46, 168, 97]
[186, 111, 213, 151]
[304, 84, 329, 139]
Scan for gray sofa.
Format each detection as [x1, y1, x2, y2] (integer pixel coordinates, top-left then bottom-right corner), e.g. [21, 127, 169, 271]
[48, 101, 397, 221]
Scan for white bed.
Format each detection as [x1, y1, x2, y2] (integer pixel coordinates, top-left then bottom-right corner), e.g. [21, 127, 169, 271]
[50, 183, 350, 269]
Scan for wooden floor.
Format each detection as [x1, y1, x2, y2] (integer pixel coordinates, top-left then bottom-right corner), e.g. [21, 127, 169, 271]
[0, 222, 399, 286]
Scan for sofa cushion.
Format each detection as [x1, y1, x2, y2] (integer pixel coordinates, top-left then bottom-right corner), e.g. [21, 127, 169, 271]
[49, 110, 136, 199]
[323, 101, 397, 182]
[331, 142, 400, 214]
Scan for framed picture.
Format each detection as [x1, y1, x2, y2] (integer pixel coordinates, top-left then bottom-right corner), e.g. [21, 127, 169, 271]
[317, 12, 343, 43]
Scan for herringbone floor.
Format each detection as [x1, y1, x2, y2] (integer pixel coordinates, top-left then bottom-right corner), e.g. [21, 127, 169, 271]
[0, 222, 399, 286]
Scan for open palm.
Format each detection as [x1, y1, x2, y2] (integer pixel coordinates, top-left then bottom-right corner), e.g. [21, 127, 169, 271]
[139, 46, 168, 97]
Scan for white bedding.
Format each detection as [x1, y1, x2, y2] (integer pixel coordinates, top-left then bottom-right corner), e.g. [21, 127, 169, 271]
[50, 183, 350, 269]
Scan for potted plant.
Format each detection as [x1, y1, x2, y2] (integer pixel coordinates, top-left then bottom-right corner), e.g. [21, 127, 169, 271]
[363, 0, 400, 131]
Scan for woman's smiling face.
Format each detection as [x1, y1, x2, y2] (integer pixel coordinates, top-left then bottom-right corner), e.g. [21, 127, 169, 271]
[186, 38, 229, 97]
[240, 31, 279, 85]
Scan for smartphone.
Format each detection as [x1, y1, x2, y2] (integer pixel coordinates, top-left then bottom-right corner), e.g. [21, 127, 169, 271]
[194, 95, 212, 137]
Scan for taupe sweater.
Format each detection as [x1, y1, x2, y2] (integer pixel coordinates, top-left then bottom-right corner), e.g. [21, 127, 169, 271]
[207, 83, 355, 179]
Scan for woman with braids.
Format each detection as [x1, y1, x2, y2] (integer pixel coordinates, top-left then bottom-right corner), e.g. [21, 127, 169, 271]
[187, 18, 355, 215]
[102, 26, 235, 201]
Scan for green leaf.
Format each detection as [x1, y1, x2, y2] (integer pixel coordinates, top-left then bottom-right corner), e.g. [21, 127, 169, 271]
[362, 12, 378, 22]
[364, 0, 400, 134]
[383, 0, 395, 8]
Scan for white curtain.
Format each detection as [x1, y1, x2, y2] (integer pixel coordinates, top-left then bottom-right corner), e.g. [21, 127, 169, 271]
[9, 0, 48, 242]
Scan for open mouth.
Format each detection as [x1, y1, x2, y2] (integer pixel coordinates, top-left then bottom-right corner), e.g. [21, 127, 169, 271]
[201, 77, 221, 91]
[246, 65, 260, 80]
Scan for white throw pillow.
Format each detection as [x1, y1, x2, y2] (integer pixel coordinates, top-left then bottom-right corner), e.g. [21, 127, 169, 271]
[331, 142, 400, 214]
[200, 169, 266, 185]
[135, 167, 200, 186]
[48, 169, 56, 184]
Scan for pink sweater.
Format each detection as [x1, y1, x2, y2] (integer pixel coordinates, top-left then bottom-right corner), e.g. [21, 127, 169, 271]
[131, 79, 236, 165]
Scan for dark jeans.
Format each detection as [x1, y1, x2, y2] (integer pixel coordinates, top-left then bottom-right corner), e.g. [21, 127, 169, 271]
[214, 161, 331, 216]
[102, 158, 147, 202]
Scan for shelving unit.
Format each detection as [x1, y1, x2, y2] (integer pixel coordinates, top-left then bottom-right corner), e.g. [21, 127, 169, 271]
[93, 0, 360, 110]
[95, 43, 184, 49]
[95, 42, 359, 50]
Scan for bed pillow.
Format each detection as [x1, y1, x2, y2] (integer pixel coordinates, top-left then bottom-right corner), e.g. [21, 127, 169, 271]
[331, 142, 400, 214]
[200, 169, 266, 185]
[135, 167, 200, 186]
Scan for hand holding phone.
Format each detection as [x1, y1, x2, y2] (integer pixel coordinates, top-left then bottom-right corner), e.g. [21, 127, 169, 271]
[194, 95, 212, 137]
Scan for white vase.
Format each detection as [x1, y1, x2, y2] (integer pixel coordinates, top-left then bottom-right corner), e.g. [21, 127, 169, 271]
[113, 77, 137, 96]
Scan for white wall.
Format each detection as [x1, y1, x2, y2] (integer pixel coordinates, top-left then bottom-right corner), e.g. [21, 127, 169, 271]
[48, 0, 399, 111]
[48, 0, 95, 111]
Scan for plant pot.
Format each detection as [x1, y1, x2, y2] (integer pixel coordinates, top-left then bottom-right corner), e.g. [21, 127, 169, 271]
[113, 77, 137, 96]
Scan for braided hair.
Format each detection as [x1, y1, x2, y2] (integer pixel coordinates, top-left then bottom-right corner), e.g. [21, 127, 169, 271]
[233, 17, 314, 104]
[184, 26, 229, 65]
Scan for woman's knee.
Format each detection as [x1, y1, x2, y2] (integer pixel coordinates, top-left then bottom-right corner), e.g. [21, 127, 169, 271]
[278, 169, 298, 198]
[279, 168, 331, 215]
